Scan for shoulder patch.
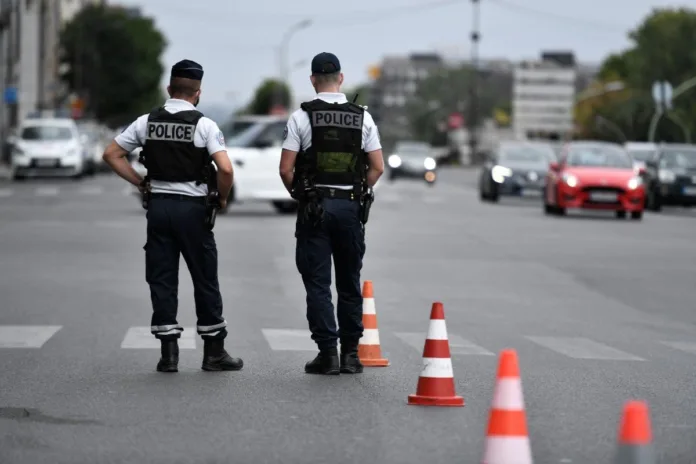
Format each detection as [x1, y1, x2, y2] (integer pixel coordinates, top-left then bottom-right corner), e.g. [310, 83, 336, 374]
[283, 126, 288, 140]
[216, 130, 225, 146]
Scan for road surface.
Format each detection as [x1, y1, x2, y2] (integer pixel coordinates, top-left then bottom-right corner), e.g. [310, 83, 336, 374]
[1, 169, 695, 463]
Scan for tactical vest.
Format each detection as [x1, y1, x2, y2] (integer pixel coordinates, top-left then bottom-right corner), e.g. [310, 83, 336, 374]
[299, 99, 366, 187]
[141, 107, 210, 183]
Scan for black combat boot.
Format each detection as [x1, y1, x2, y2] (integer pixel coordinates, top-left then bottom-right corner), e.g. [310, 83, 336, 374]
[340, 342, 363, 374]
[201, 338, 244, 371]
[304, 347, 340, 375]
[156, 340, 179, 373]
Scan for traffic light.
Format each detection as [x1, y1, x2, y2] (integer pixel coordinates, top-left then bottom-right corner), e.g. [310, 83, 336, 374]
[367, 65, 381, 80]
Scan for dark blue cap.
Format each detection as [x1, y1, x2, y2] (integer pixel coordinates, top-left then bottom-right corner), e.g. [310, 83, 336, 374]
[311, 52, 341, 74]
[171, 59, 204, 81]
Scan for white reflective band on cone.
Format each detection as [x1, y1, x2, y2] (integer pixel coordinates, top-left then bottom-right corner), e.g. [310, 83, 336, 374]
[426, 319, 448, 340]
[492, 378, 525, 410]
[483, 437, 533, 464]
[359, 328, 380, 345]
[363, 298, 376, 315]
[420, 357, 454, 378]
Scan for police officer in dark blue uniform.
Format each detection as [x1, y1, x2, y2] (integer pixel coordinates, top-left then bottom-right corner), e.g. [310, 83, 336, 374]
[279, 52, 385, 375]
[103, 60, 243, 373]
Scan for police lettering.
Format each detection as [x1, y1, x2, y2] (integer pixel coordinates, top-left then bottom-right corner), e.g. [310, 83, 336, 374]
[312, 110, 362, 129]
[147, 122, 195, 142]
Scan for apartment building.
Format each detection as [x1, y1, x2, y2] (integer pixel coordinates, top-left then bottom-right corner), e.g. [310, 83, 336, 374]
[512, 51, 578, 140]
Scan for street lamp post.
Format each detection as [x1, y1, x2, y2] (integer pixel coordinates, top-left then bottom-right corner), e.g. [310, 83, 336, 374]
[467, 0, 481, 165]
[648, 75, 696, 143]
[277, 19, 312, 110]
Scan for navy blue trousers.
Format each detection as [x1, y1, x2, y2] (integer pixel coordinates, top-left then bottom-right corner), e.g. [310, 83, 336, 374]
[295, 198, 366, 351]
[144, 196, 227, 341]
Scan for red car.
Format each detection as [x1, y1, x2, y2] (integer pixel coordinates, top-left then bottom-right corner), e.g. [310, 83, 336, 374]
[544, 141, 646, 219]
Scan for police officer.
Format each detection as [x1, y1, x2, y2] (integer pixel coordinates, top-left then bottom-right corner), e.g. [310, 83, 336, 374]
[102, 59, 243, 373]
[279, 52, 385, 375]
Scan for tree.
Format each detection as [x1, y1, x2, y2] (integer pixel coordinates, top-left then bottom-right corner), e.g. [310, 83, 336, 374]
[589, 7, 696, 142]
[342, 84, 372, 106]
[60, 4, 167, 128]
[244, 79, 292, 115]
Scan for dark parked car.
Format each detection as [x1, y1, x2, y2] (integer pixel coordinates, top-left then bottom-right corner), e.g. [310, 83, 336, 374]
[386, 141, 437, 184]
[643, 143, 696, 211]
[479, 141, 556, 202]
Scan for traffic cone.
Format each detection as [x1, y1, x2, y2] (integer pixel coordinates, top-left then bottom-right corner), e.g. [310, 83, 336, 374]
[482, 349, 532, 463]
[357, 281, 389, 367]
[614, 401, 655, 463]
[407, 302, 464, 406]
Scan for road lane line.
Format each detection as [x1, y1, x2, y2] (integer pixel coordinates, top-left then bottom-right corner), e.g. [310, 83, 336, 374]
[395, 331, 494, 355]
[0, 188, 13, 197]
[78, 185, 104, 195]
[660, 341, 696, 355]
[261, 329, 316, 351]
[525, 336, 645, 361]
[35, 186, 59, 196]
[0, 325, 62, 348]
[121, 327, 196, 349]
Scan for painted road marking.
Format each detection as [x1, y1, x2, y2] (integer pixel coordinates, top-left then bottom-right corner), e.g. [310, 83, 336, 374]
[395, 331, 494, 355]
[78, 185, 104, 195]
[261, 329, 316, 351]
[526, 336, 645, 361]
[660, 341, 696, 355]
[0, 325, 62, 348]
[35, 187, 59, 196]
[0, 188, 13, 197]
[121, 327, 196, 349]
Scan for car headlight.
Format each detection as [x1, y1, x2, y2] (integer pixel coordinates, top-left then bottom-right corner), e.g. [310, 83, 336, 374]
[562, 173, 578, 187]
[388, 154, 401, 168]
[491, 165, 512, 183]
[658, 169, 675, 183]
[423, 157, 436, 170]
[627, 177, 642, 190]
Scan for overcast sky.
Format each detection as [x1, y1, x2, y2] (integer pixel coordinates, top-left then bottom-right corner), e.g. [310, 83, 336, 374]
[117, 0, 692, 110]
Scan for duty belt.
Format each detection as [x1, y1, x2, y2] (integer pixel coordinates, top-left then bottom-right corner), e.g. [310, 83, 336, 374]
[149, 192, 206, 204]
[316, 187, 357, 200]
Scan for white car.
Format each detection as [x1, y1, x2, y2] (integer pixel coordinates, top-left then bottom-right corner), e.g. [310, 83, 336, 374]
[9, 117, 87, 180]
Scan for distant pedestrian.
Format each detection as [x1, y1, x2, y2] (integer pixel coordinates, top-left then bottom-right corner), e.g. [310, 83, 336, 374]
[279, 52, 385, 375]
[102, 59, 243, 373]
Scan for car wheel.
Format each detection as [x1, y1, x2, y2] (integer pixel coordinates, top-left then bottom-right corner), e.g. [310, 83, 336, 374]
[647, 188, 662, 212]
[273, 201, 298, 214]
[479, 188, 488, 201]
[616, 210, 627, 219]
[631, 211, 643, 220]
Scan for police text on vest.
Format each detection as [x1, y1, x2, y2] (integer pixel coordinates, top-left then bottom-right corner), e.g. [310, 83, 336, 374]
[147, 122, 195, 142]
[312, 111, 363, 129]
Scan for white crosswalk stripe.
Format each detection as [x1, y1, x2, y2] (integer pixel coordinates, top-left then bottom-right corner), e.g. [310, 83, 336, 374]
[78, 186, 104, 195]
[0, 325, 62, 348]
[660, 341, 696, 354]
[525, 336, 645, 361]
[261, 329, 316, 351]
[121, 327, 197, 349]
[35, 186, 59, 196]
[0, 188, 13, 197]
[395, 331, 494, 355]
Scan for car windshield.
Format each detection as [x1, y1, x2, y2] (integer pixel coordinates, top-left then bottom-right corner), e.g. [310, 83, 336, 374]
[222, 120, 258, 140]
[395, 143, 430, 158]
[659, 149, 696, 169]
[226, 121, 287, 148]
[566, 145, 632, 168]
[500, 145, 554, 163]
[627, 149, 655, 161]
[21, 126, 73, 141]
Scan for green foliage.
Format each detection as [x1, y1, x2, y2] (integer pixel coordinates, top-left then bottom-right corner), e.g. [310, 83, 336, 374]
[590, 7, 696, 142]
[60, 4, 167, 128]
[342, 84, 372, 106]
[244, 79, 292, 114]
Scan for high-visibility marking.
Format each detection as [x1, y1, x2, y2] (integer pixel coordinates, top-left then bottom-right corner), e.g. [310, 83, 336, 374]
[660, 341, 696, 354]
[363, 297, 376, 315]
[483, 437, 533, 463]
[395, 332, 494, 355]
[420, 357, 454, 378]
[261, 329, 316, 351]
[491, 378, 525, 410]
[0, 325, 62, 348]
[426, 319, 448, 340]
[359, 328, 380, 345]
[526, 336, 645, 361]
[35, 186, 58, 196]
[121, 327, 196, 349]
[78, 186, 104, 195]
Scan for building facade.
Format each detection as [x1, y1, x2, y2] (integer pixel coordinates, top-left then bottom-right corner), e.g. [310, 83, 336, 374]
[512, 51, 577, 140]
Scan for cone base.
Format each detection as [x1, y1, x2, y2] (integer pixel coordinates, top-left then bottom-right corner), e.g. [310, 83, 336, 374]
[408, 394, 464, 407]
[362, 358, 390, 367]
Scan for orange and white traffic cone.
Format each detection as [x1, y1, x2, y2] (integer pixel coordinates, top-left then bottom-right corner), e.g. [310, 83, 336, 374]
[482, 349, 532, 463]
[407, 302, 464, 406]
[614, 400, 655, 463]
[357, 281, 389, 367]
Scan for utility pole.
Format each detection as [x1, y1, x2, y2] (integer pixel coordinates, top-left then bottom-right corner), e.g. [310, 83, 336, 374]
[468, 0, 481, 165]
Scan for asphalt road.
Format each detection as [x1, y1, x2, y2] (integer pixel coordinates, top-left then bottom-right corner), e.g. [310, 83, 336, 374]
[1, 168, 695, 463]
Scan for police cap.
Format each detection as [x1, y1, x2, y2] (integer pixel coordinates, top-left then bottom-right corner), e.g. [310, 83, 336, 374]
[311, 52, 341, 74]
[171, 59, 204, 81]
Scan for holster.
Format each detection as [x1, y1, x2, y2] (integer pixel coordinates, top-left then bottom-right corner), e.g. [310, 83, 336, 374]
[140, 177, 151, 210]
[359, 188, 374, 224]
[204, 191, 220, 230]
